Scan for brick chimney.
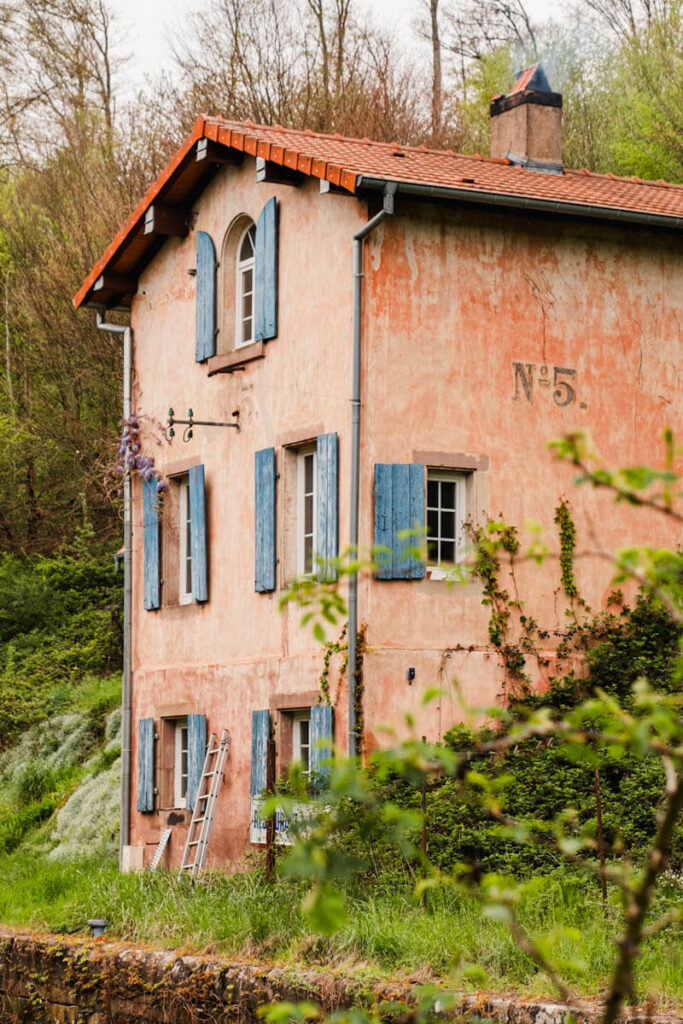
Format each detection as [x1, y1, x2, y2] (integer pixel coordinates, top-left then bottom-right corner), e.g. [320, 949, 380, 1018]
[490, 62, 563, 174]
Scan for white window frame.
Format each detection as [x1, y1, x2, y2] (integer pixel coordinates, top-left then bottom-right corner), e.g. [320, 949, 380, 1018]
[235, 222, 256, 348]
[174, 718, 189, 809]
[292, 711, 311, 775]
[178, 475, 193, 605]
[296, 446, 317, 576]
[426, 470, 467, 579]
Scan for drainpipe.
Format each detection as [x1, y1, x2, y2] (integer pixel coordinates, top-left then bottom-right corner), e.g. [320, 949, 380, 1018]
[96, 312, 132, 865]
[348, 185, 396, 758]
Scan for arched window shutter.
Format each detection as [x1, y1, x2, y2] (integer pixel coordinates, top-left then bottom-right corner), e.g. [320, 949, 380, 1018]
[316, 433, 338, 582]
[310, 704, 334, 792]
[189, 465, 208, 602]
[254, 197, 278, 341]
[186, 714, 207, 811]
[143, 479, 161, 610]
[195, 231, 217, 362]
[137, 717, 155, 813]
[255, 447, 276, 592]
[374, 464, 426, 580]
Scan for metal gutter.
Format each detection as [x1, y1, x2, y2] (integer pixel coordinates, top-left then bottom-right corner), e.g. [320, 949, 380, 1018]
[96, 313, 132, 866]
[356, 176, 683, 230]
[348, 185, 396, 758]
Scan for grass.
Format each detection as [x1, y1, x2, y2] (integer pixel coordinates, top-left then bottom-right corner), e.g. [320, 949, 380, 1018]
[0, 851, 680, 1008]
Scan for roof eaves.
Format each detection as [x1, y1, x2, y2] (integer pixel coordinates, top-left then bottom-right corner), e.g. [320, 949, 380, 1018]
[356, 175, 683, 230]
[73, 115, 208, 309]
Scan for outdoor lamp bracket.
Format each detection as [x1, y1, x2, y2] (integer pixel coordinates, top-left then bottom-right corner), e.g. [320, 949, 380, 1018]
[167, 408, 240, 442]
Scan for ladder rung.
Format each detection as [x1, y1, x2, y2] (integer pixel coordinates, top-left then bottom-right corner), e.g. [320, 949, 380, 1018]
[179, 729, 230, 880]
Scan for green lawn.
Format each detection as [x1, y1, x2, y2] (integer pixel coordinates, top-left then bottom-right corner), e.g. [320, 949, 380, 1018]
[0, 852, 680, 1009]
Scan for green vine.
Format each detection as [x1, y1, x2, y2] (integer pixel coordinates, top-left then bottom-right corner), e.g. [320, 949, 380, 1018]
[319, 623, 348, 706]
[468, 520, 532, 692]
[353, 624, 367, 755]
[554, 498, 584, 604]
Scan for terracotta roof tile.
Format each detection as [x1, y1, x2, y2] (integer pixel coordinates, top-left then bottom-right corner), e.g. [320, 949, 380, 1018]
[74, 115, 683, 310]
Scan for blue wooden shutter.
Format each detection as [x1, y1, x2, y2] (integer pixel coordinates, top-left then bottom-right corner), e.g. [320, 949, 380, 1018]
[373, 464, 426, 580]
[255, 447, 276, 592]
[316, 433, 338, 582]
[254, 197, 278, 341]
[250, 710, 271, 797]
[186, 713, 207, 811]
[195, 231, 217, 362]
[143, 479, 161, 610]
[137, 717, 155, 813]
[310, 705, 334, 792]
[189, 465, 208, 602]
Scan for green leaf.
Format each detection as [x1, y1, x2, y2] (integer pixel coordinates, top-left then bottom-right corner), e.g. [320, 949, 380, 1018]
[302, 882, 348, 936]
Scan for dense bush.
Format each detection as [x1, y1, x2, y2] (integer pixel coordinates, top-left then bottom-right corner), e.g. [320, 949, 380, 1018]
[0, 549, 122, 744]
[331, 594, 682, 878]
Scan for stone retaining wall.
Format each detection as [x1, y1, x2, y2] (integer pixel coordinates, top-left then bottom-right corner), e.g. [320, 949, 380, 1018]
[0, 931, 678, 1024]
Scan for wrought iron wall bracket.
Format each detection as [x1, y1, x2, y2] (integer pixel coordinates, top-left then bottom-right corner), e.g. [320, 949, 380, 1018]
[167, 408, 240, 442]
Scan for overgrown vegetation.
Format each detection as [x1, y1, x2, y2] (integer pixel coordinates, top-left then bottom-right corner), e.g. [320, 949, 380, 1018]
[0, 545, 121, 860]
[0, 857, 680, 1006]
[0, 545, 122, 742]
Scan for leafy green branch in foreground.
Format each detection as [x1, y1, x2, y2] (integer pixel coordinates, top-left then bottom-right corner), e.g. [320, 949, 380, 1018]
[271, 429, 683, 1024]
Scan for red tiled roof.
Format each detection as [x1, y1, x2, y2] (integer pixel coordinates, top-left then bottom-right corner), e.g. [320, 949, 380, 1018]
[74, 115, 683, 310]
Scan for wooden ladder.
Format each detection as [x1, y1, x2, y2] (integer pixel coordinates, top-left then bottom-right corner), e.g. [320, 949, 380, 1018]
[179, 729, 231, 879]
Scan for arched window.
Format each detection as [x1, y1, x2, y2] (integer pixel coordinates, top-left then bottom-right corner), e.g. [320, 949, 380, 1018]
[235, 223, 256, 348]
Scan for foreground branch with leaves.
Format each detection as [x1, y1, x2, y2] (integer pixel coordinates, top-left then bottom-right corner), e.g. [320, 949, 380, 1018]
[273, 430, 683, 1023]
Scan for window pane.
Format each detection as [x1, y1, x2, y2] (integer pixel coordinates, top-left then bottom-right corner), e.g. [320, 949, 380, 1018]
[243, 289, 252, 320]
[441, 540, 455, 562]
[441, 510, 455, 538]
[441, 481, 455, 509]
[304, 453, 313, 492]
[304, 535, 313, 573]
[185, 485, 192, 594]
[427, 539, 438, 561]
[240, 226, 255, 260]
[427, 509, 438, 536]
[427, 480, 439, 506]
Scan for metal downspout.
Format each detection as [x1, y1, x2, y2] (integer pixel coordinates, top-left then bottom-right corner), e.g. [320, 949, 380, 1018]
[96, 312, 132, 865]
[348, 186, 395, 757]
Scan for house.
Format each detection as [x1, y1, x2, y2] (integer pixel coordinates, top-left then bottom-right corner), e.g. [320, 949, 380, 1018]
[75, 66, 683, 871]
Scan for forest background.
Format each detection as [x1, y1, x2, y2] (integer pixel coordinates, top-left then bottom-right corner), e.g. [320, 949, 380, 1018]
[0, 0, 681, 554]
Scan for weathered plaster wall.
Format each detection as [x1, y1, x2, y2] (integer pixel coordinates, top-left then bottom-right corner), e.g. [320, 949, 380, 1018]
[128, 157, 683, 865]
[130, 166, 365, 864]
[0, 931, 675, 1024]
[358, 204, 682, 752]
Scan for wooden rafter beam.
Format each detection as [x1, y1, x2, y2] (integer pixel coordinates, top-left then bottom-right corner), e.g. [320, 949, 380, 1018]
[144, 203, 189, 237]
[255, 157, 302, 187]
[92, 273, 138, 294]
[196, 138, 243, 165]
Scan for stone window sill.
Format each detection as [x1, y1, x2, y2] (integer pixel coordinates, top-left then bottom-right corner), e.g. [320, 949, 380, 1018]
[207, 341, 265, 376]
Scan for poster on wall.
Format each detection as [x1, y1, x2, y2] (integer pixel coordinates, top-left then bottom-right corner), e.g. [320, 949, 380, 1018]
[250, 797, 311, 845]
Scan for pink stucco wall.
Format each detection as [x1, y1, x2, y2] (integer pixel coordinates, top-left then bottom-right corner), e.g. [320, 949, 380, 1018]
[128, 159, 683, 868]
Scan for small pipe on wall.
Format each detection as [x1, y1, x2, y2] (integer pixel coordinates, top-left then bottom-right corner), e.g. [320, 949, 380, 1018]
[96, 312, 133, 863]
[347, 185, 396, 757]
